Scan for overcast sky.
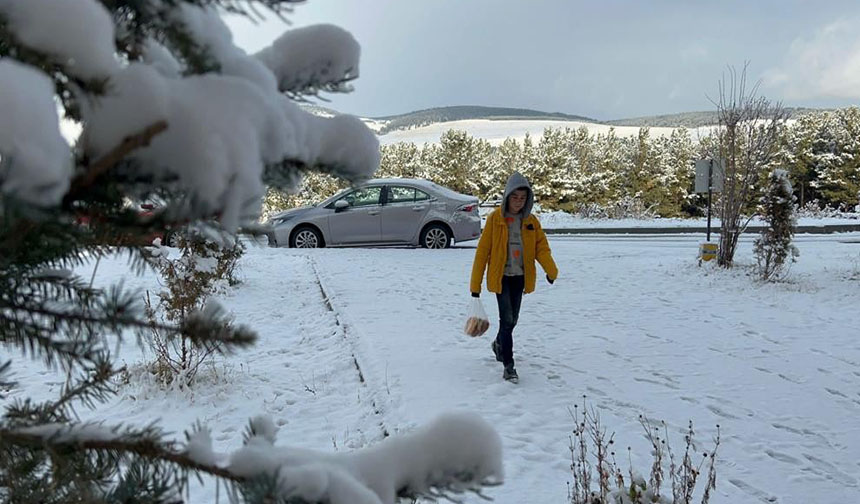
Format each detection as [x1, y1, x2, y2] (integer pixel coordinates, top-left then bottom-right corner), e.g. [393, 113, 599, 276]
[225, 0, 860, 120]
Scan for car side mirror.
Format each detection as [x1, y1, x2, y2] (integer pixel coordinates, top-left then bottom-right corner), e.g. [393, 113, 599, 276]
[334, 200, 349, 212]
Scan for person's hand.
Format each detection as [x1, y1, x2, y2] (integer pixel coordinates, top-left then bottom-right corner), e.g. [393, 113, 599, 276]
[471, 292, 480, 298]
[546, 275, 555, 285]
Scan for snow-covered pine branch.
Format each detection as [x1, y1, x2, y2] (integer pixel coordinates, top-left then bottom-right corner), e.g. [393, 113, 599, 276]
[0, 0, 118, 81]
[1, 0, 379, 230]
[256, 24, 361, 97]
[4, 412, 503, 504]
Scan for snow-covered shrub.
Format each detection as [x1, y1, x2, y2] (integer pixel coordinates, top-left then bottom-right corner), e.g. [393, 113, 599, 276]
[568, 400, 719, 504]
[571, 197, 658, 220]
[144, 232, 244, 386]
[754, 169, 799, 281]
[795, 199, 847, 219]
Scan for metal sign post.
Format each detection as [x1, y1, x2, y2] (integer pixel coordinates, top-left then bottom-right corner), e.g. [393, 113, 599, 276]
[707, 159, 713, 242]
[695, 159, 724, 261]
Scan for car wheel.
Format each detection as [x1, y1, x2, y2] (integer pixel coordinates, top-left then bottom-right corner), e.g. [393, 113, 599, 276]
[290, 226, 323, 248]
[420, 224, 451, 249]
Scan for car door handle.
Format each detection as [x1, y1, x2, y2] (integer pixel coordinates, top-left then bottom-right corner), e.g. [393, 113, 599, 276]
[412, 206, 427, 211]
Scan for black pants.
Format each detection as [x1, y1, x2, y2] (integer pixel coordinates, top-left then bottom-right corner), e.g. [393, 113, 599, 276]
[495, 275, 525, 366]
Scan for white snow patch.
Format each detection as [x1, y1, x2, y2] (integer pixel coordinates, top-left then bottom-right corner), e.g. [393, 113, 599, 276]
[185, 427, 218, 466]
[142, 39, 183, 79]
[249, 414, 278, 444]
[81, 63, 170, 159]
[227, 411, 502, 504]
[17, 422, 120, 443]
[0, 59, 71, 206]
[83, 70, 378, 230]
[0, 0, 118, 79]
[256, 24, 360, 94]
[173, 4, 277, 93]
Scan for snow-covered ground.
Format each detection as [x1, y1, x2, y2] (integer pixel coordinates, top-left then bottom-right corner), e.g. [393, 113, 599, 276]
[5, 232, 860, 503]
[377, 119, 698, 146]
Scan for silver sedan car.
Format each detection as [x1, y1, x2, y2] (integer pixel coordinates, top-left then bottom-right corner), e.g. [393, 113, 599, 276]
[267, 178, 481, 248]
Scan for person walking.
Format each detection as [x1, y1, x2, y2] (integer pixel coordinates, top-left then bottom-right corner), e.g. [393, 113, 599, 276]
[470, 172, 559, 383]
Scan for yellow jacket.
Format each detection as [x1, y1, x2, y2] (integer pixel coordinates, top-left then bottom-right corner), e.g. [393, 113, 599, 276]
[470, 208, 559, 294]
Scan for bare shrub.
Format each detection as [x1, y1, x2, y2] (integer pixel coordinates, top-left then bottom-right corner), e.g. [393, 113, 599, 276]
[144, 232, 245, 387]
[569, 398, 720, 504]
[711, 64, 788, 267]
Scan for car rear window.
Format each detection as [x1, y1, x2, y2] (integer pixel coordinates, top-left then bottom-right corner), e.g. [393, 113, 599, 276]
[427, 182, 465, 199]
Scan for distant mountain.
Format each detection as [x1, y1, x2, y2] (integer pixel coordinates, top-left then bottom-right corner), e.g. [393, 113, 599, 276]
[297, 103, 340, 118]
[297, 104, 832, 135]
[370, 106, 597, 134]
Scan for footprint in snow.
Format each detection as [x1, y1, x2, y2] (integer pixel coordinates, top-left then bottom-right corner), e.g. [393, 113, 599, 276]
[824, 387, 848, 398]
[765, 449, 801, 465]
[705, 404, 740, 420]
[728, 478, 779, 503]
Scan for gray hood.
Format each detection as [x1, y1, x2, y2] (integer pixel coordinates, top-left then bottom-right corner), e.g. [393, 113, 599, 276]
[502, 171, 534, 217]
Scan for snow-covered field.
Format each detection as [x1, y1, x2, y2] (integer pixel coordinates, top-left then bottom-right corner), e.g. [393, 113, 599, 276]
[377, 119, 696, 146]
[5, 232, 860, 503]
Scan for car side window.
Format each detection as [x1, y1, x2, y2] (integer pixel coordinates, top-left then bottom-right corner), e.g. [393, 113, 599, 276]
[388, 186, 416, 204]
[342, 186, 381, 207]
[414, 189, 430, 201]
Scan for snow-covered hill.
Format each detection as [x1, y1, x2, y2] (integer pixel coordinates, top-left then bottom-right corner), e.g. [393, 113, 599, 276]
[375, 118, 694, 146]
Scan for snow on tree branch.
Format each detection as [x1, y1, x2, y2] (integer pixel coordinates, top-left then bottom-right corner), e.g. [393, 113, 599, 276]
[228, 411, 504, 503]
[141, 39, 183, 79]
[1, 0, 378, 229]
[0, 59, 71, 206]
[0, 0, 119, 80]
[6, 412, 502, 504]
[81, 63, 378, 230]
[255, 24, 361, 97]
[171, 3, 278, 92]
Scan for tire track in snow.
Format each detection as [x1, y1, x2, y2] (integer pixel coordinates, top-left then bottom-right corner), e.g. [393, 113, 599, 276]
[309, 256, 391, 439]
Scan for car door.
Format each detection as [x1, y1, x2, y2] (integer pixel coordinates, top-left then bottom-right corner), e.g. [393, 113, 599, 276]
[327, 186, 383, 244]
[380, 185, 431, 242]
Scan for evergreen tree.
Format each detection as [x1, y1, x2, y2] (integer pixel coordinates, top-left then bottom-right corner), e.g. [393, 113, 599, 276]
[518, 133, 540, 201]
[754, 169, 799, 281]
[656, 128, 696, 217]
[378, 142, 424, 179]
[777, 112, 822, 208]
[471, 137, 497, 201]
[435, 130, 478, 196]
[535, 127, 574, 209]
[491, 138, 522, 200]
[811, 107, 860, 209]
[625, 127, 662, 210]
[591, 128, 624, 207]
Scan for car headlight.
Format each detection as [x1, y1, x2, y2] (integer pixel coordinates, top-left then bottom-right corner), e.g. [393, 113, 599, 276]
[270, 215, 294, 226]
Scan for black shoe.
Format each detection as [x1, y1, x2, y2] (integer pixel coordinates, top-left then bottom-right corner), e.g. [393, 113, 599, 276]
[491, 340, 502, 362]
[503, 365, 518, 383]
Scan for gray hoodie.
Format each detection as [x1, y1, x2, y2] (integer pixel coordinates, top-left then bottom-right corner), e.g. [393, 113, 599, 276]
[501, 171, 534, 217]
[501, 172, 533, 276]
